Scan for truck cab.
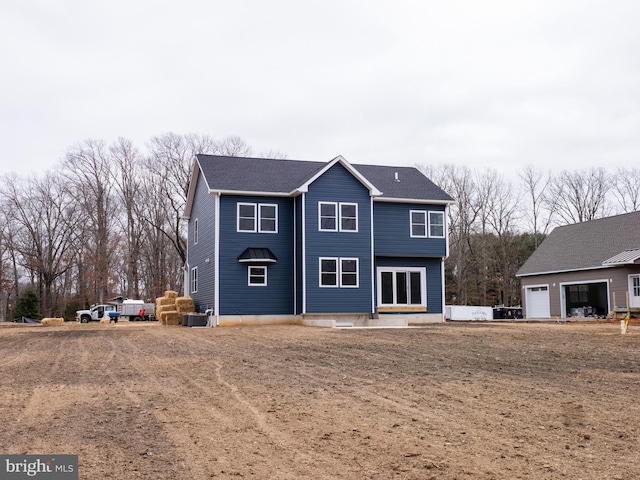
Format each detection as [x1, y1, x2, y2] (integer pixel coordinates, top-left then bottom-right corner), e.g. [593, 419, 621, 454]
[76, 304, 117, 323]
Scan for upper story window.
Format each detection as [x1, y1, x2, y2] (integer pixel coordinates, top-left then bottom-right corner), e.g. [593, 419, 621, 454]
[238, 203, 256, 232]
[410, 210, 445, 238]
[319, 202, 337, 231]
[237, 203, 278, 233]
[319, 202, 358, 232]
[193, 218, 199, 245]
[340, 203, 358, 232]
[259, 204, 278, 233]
[429, 211, 445, 238]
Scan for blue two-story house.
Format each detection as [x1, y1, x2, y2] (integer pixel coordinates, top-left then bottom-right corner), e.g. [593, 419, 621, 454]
[184, 155, 454, 327]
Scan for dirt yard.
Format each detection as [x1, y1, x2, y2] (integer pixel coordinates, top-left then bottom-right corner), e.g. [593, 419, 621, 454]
[0, 321, 639, 479]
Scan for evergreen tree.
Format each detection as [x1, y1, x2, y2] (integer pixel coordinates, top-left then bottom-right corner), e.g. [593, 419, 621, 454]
[13, 286, 40, 320]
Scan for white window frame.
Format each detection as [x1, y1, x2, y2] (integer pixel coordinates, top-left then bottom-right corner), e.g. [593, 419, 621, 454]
[318, 202, 338, 231]
[319, 257, 359, 288]
[237, 203, 257, 232]
[376, 267, 427, 308]
[410, 210, 427, 238]
[339, 203, 358, 232]
[193, 218, 199, 245]
[248, 266, 267, 286]
[340, 258, 359, 288]
[258, 204, 278, 233]
[428, 211, 445, 238]
[319, 257, 338, 287]
[191, 266, 198, 293]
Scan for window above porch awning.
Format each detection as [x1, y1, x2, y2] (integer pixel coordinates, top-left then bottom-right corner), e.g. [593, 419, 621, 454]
[237, 248, 278, 264]
[602, 248, 640, 266]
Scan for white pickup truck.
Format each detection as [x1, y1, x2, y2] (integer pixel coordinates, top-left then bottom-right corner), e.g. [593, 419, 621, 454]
[76, 300, 155, 323]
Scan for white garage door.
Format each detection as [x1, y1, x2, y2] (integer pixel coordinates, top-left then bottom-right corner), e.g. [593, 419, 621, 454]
[526, 286, 550, 318]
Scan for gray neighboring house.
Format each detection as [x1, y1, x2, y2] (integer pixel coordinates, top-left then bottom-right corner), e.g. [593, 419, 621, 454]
[516, 211, 640, 319]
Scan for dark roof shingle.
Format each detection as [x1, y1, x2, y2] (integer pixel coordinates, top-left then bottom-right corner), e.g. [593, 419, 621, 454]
[517, 211, 640, 276]
[196, 154, 453, 202]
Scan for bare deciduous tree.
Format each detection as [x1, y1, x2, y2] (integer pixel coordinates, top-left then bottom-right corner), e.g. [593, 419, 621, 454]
[62, 139, 117, 304]
[612, 167, 640, 213]
[0, 172, 81, 317]
[547, 168, 611, 224]
[518, 164, 555, 247]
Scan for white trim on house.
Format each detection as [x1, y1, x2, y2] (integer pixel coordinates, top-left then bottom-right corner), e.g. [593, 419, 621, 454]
[302, 193, 307, 314]
[214, 193, 220, 320]
[237, 202, 257, 232]
[524, 284, 550, 318]
[629, 274, 640, 308]
[339, 202, 358, 232]
[559, 279, 610, 319]
[374, 197, 455, 205]
[370, 197, 375, 314]
[248, 266, 267, 286]
[193, 218, 199, 245]
[376, 267, 427, 310]
[294, 156, 383, 197]
[517, 265, 616, 277]
[258, 203, 278, 233]
[318, 201, 338, 232]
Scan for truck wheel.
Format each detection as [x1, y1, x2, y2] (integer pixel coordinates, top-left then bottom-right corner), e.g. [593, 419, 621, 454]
[133, 316, 143, 322]
[81, 316, 90, 323]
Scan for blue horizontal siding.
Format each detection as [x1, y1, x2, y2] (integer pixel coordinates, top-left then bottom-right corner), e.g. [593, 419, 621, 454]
[375, 256, 444, 314]
[304, 164, 373, 313]
[188, 172, 216, 313]
[374, 202, 447, 257]
[218, 195, 295, 315]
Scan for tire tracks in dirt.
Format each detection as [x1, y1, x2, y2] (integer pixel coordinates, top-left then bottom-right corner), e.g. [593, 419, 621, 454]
[132, 328, 335, 479]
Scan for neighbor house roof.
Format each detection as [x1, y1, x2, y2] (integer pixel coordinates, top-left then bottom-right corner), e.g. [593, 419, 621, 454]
[185, 155, 453, 217]
[517, 211, 640, 276]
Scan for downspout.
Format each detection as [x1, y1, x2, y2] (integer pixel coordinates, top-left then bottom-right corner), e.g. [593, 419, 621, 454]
[214, 193, 220, 325]
[293, 197, 297, 315]
[302, 193, 307, 314]
[370, 197, 375, 315]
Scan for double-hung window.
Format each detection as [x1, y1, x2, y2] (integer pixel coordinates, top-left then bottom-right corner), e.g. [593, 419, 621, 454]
[319, 257, 359, 288]
[340, 203, 358, 232]
[410, 210, 445, 238]
[319, 202, 338, 231]
[191, 267, 198, 293]
[238, 203, 257, 232]
[319, 202, 358, 232]
[429, 211, 445, 238]
[410, 211, 427, 237]
[248, 266, 267, 286]
[259, 204, 277, 233]
[237, 203, 278, 233]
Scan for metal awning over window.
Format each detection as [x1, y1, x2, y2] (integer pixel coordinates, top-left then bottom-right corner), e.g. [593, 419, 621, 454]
[237, 248, 278, 264]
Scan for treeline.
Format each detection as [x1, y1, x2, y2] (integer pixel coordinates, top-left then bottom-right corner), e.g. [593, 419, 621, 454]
[0, 134, 638, 320]
[0, 133, 279, 320]
[419, 164, 640, 307]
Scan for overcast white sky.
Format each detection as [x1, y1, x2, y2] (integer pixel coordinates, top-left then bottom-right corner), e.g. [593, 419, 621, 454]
[1, 0, 639, 178]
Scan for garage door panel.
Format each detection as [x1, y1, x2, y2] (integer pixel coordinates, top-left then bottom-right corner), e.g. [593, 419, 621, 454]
[526, 286, 550, 318]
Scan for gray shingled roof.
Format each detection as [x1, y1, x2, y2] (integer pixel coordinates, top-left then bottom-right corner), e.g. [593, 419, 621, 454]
[517, 211, 640, 276]
[196, 155, 453, 202]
